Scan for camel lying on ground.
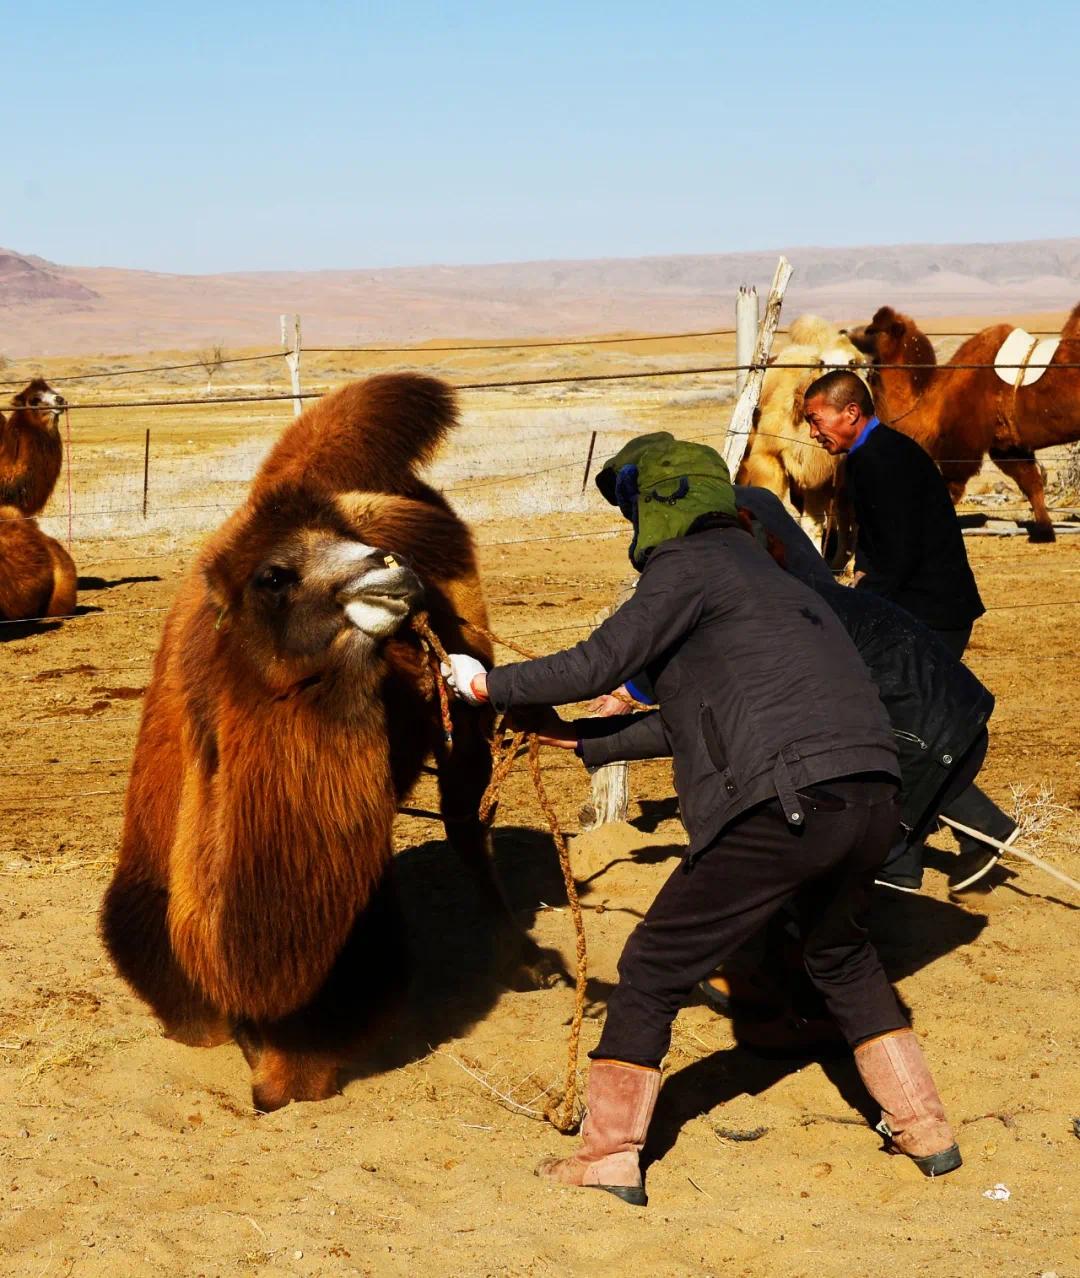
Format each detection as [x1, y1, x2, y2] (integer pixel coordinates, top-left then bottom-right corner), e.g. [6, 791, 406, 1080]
[0, 379, 66, 515]
[847, 303, 1080, 541]
[0, 506, 76, 621]
[101, 373, 541, 1112]
[736, 315, 869, 563]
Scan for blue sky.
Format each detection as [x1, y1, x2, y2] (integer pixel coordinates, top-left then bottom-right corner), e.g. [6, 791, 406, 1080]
[9, 1, 1078, 272]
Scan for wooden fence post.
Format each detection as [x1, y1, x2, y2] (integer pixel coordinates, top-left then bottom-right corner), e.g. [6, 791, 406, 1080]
[281, 313, 303, 417]
[722, 256, 793, 478]
[735, 285, 759, 397]
[142, 428, 150, 519]
[581, 577, 638, 829]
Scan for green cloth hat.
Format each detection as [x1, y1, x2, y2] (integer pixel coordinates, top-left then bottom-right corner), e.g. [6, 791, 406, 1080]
[595, 432, 676, 505]
[596, 433, 737, 569]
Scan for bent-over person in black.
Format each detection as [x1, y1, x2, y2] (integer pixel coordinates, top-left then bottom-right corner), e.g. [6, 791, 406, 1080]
[441, 434, 964, 1206]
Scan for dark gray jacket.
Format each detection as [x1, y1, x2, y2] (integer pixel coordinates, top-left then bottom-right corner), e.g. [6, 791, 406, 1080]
[485, 525, 899, 861]
[734, 486, 995, 832]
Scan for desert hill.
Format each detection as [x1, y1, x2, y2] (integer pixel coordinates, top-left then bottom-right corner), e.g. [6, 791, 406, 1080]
[1, 238, 1078, 355]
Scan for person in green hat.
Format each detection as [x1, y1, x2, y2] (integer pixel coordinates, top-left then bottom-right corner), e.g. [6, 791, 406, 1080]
[442, 433, 962, 1204]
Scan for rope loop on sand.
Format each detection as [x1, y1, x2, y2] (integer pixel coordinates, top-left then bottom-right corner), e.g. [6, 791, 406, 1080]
[409, 611, 589, 1134]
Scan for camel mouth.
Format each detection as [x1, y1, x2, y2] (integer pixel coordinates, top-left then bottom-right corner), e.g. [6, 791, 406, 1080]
[338, 563, 422, 639]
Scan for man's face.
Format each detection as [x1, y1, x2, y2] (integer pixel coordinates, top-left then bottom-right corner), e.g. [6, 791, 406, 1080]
[804, 395, 864, 455]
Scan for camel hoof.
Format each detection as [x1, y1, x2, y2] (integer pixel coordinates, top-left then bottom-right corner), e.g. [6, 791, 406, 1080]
[500, 940, 570, 992]
[1027, 524, 1056, 543]
[253, 1077, 341, 1113]
[251, 1050, 340, 1112]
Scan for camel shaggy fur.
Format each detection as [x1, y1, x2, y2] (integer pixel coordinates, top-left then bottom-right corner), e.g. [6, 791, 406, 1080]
[0, 506, 77, 620]
[101, 373, 529, 1112]
[0, 379, 66, 515]
[737, 315, 868, 560]
[848, 303, 1080, 541]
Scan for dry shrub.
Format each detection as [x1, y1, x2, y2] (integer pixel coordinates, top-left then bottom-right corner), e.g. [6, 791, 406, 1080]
[1009, 781, 1078, 859]
[1052, 441, 1080, 502]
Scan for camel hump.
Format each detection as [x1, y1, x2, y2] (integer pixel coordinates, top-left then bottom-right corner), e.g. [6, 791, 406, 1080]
[994, 329, 1061, 387]
[252, 373, 458, 499]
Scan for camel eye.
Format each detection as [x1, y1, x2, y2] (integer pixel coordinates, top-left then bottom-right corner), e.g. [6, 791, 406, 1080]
[254, 564, 297, 592]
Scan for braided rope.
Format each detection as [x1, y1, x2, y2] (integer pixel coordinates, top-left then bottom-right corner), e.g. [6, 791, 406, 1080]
[409, 611, 589, 1133]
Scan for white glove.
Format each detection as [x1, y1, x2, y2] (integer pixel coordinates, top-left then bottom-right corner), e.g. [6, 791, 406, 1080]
[440, 653, 488, 705]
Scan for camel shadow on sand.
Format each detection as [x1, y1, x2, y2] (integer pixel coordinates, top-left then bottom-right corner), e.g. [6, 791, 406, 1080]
[341, 824, 625, 1084]
[0, 576, 161, 643]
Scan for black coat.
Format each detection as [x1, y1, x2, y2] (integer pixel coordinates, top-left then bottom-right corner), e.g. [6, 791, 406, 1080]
[816, 584, 993, 831]
[735, 486, 995, 831]
[846, 424, 984, 630]
[485, 524, 898, 861]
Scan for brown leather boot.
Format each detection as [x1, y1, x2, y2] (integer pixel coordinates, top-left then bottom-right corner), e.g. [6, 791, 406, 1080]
[854, 1029, 962, 1177]
[535, 1059, 660, 1205]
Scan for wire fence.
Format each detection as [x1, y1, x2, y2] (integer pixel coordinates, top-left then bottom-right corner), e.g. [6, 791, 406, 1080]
[3, 317, 1079, 802]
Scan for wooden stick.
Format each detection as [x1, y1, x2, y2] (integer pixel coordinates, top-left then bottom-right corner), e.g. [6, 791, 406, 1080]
[581, 430, 598, 494]
[142, 428, 150, 519]
[937, 815, 1080, 894]
[722, 256, 793, 477]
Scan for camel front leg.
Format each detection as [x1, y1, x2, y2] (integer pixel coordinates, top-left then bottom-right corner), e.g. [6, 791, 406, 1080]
[437, 703, 566, 989]
[100, 868, 232, 1048]
[236, 875, 411, 1112]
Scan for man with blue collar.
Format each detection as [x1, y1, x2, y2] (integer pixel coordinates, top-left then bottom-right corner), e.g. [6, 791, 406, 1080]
[803, 369, 984, 657]
[804, 371, 1011, 891]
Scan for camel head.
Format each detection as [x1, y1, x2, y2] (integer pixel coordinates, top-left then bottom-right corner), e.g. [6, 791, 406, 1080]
[844, 307, 910, 360]
[846, 306, 937, 367]
[201, 485, 423, 700]
[10, 378, 66, 429]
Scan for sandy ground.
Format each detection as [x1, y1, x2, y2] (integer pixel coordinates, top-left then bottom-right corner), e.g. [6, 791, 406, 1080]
[1, 332, 1078, 1277]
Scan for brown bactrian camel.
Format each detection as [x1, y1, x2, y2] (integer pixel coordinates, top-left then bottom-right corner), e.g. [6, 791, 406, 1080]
[737, 315, 869, 565]
[0, 505, 77, 620]
[847, 303, 1080, 541]
[0, 379, 66, 515]
[100, 373, 551, 1112]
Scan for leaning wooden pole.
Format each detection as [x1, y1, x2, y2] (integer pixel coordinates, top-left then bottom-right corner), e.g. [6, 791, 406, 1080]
[722, 256, 793, 478]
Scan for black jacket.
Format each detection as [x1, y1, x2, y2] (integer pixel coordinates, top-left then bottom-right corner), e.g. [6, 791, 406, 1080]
[485, 525, 898, 861]
[846, 424, 984, 630]
[736, 486, 995, 831]
[816, 584, 993, 831]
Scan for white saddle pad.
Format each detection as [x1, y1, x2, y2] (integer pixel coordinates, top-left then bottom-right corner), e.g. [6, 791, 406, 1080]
[994, 328, 1060, 386]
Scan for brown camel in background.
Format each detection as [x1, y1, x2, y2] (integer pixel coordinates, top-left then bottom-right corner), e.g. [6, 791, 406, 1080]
[0, 505, 77, 621]
[848, 304, 1080, 541]
[0, 379, 66, 515]
[100, 373, 546, 1113]
[738, 314, 868, 564]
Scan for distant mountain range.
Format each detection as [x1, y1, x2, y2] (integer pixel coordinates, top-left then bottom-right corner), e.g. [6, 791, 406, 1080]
[2, 239, 1078, 356]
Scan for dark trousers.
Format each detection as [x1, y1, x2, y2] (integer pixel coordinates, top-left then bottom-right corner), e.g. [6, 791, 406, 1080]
[592, 777, 908, 1069]
[930, 625, 972, 660]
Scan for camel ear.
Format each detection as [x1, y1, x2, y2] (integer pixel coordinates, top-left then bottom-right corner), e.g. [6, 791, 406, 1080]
[201, 532, 248, 629]
[872, 306, 893, 326]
